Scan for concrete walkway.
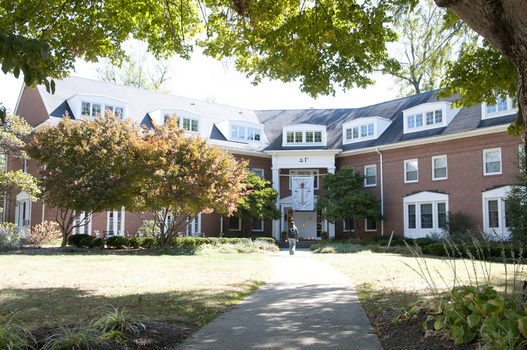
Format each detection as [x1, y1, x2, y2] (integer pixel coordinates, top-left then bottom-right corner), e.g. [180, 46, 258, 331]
[176, 248, 383, 350]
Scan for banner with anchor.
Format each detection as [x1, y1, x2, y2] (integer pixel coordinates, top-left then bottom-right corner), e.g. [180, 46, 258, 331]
[292, 177, 314, 211]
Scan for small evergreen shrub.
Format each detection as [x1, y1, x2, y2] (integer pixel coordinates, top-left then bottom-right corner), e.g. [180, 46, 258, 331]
[67, 234, 93, 247]
[426, 242, 447, 256]
[137, 237, 158, 249]
[127, 237, 140, 249]
[415, 237, 437, 247]
[79, 237, 96, 248]
[90, 238, 104, 249]
[252, 237, 277, 245]
[106, 236, 129, 249]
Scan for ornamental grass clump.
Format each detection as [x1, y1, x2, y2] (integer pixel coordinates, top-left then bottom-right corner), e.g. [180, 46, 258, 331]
[42, 323, 99, 350]
[0, 314, 35, 350]
[91, 305, 145, 335]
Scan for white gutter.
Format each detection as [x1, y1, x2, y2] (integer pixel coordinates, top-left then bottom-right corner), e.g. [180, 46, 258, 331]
[375, 148, 384, 236]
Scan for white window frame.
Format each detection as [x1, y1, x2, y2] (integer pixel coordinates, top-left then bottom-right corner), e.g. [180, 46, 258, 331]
[186, 215, 201, 237]
[252, 218, 264, 232]
[482, 96, 517, 119]
[182, 117, 199, 133]
[107, 208, 125, 236]
[230, 124, 262, 143]
[283, 124, 326, 147]
[289, 170, 319, 190]
[403, 191, 449, 239]
[73, 211, 92, 236]
[404, 159, 418, 183]
[364, 164, 377, 187]
[483, 148, 502, 176]
[519, 145, 525, 173]
[15, 191, 32, 231]
[365, 219, 377, 232]
[482, 186, 512, 240]
[252, 168, 264, 178]
[228, 216, 241, 231]
[343, 219, 355, 232]
[432, 155, 448, 181]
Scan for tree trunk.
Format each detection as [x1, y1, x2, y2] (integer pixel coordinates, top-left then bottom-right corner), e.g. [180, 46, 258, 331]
[435, 0, 527, 129]
[242, 218, 252, 238]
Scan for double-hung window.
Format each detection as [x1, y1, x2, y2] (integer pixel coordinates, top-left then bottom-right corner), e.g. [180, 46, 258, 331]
[432, 155, 447, 180]
[183, 118, 199, 132]
[404, 191, 448, 238]
[364, 165, 377, 187]
[484, 148, 502, 175]
[404, 159, 418, 183]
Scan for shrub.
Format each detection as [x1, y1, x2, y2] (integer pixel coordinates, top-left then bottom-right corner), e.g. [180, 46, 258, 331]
[27, 221, 61, 247]
[90, 238, 104, 249]
[79, 237, 95, 248]
[415, 237, 437, 247]
[137, 237, 158, 249]
[106, 236, 129, 249]
[252, 236, 277, 245]
[67, 234, 92, 247]
[426, 243, 447, 256]
[445, 211, 472, 236]
[219, 231, 238, 238]
[0, 223, 21, 250]
[127, 237, 140, 249]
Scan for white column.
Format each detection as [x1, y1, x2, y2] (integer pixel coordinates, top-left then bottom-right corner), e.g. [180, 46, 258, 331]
[327, 167, 336, 239]
[272, 165, 280, 240]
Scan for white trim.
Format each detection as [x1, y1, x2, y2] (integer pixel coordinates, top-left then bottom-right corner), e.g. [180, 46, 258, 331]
[228, 216, 241, 231]
[365, 218, 377, 232]
[403, 191, 448, 238]
[481, 186, 512, 240]
[107, 208, 125, 236]
[282, 124, 327, 147]
[404, 159, 418, 183]
[481, 97, 517, 119]
[364, 164, 377, 187]
[431, 155, 448, 181]
[483, 148, 502, 176]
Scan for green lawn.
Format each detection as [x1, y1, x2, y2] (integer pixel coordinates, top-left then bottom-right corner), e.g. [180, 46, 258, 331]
[0, 253, 273, 329]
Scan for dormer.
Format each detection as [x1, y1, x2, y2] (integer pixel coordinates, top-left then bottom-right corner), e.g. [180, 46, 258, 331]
[282, 124, 326, 147]
[342, 117, 392, 144]
[403, 101, 459, 134]
[149, 109, 202, 134]
[216, 120, 264, 143]
[68, 94, 128, 119]
[481, 96, 517, 119]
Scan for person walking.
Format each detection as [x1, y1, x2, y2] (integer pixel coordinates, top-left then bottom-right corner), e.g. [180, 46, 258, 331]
[288, 221, 299, 255]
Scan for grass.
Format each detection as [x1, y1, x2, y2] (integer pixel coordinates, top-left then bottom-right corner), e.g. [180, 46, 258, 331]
[312, 250, 527, 316]
[0, 253, 273, 330]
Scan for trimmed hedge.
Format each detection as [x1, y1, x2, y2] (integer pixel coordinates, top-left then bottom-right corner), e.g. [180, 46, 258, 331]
[106, 235, 129, 249]
[68, 234, 93, 248]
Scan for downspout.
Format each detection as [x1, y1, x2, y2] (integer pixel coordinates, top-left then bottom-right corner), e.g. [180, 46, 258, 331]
[375, 148, 384, 236]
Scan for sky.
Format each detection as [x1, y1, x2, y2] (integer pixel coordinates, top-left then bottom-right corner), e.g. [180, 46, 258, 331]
[0, 48, 400, 113]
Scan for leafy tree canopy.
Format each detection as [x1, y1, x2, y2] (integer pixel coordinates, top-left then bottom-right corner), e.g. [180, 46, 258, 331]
[315, 166, 381, 235]
[135, 116, 247, 247]
[27, 113, 144, 245]
[234, 171, 281, 236]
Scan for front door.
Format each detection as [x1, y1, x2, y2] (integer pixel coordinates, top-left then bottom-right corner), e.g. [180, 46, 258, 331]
[291, 211, 317, 239]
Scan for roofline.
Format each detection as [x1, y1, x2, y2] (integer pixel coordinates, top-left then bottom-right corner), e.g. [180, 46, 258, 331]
[337, 124, 511, 157]
[13, 82, 25, 115]
[265, 149, 342, 156]
[223, 148, 272, 158]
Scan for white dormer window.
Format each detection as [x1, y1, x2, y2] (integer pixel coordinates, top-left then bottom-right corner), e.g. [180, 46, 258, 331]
[69, 94, 128, 120]
[403, 102, 458, 134]
[283, 124, 326, 147]
[231, 125, 261, 141]
[154, 110, 201, 134]
[343, 117, 391, 144]
[482, 96, 517, 119]
[182, 117, 199, 132]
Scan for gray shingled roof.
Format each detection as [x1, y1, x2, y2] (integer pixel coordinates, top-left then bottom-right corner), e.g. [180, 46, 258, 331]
[33, 77, 514, 153]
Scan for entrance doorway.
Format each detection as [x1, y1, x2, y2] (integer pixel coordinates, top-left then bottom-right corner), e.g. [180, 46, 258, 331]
[284, 207, 325, 239]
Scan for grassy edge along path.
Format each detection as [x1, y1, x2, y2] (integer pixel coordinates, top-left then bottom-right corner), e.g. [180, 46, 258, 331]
[0, 253, 274, 330]
[312, 251, 526, 317]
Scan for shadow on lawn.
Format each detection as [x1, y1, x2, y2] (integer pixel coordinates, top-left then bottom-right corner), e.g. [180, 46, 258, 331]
[0, 281, 263, 330]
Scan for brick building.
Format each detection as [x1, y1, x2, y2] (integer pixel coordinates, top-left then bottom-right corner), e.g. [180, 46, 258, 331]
[6, 77, 524, 241]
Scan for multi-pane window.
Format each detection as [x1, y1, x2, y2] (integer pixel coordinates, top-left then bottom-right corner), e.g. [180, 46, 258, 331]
[231, 125, 262, 142]
[252, 168, 264, 178]
[346, 123, 374, 141]
[343, 218, 355, 232]
[404, 159, 418, 183]
[366, 219, 377, 231]
[285, 130, 323, 144]
[364, 165, 376, 187]
[408, 204, 416, 229]
[432, 155, 447, 180]
[183, 118, 199, 132]
[228, 216, 241, 231]
[438, 203, 447, 229]
[73, 212, 91, 235]
[186, 215, 201, 236]
[252, 218, 264, 231]
[487, 98, 508, 114]
[407, 110, 443, 130]
[82, 101, 124, 118]
[488, 200, 499, 228]
[484, 149, 502, 175]
[420, 204, 433, 229]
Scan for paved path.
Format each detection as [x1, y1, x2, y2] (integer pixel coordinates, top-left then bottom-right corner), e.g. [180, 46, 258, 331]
[176, 248, 383, 350]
